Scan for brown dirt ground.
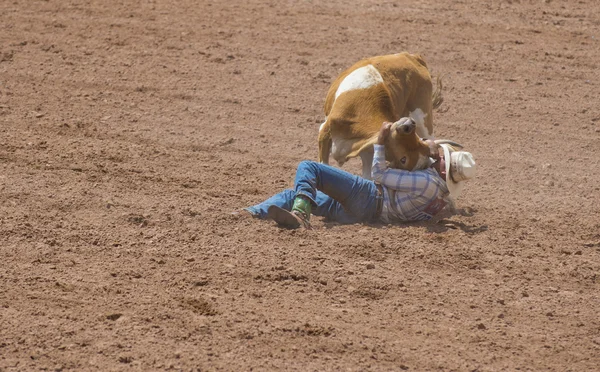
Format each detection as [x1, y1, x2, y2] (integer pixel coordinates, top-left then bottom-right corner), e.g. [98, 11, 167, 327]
[1, 0, 600, 371]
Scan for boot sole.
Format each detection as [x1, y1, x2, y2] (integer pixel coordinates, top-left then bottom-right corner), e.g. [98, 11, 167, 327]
[267, 205, 301, 229]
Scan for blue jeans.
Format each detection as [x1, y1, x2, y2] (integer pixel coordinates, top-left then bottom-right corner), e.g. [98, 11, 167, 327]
[247, 161, 381, 224]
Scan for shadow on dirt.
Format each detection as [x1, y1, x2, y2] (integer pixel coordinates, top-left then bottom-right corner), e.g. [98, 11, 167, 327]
[323, 206, 488, 234]
[426, 207, 488, 234]
[427, 219, 489, 234]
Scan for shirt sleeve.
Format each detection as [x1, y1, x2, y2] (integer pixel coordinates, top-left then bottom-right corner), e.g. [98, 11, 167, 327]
[371, 144, 432, 193]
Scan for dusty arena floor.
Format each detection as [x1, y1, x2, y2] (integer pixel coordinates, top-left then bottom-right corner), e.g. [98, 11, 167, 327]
[1, 0, 600, 370]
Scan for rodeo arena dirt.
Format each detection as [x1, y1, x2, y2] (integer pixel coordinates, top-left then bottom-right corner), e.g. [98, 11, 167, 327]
[1, 1, 600, 371]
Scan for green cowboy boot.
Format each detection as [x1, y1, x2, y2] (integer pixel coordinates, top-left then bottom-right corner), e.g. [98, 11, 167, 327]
[267, 196, 312, 229]
[291, 196, 312, 227]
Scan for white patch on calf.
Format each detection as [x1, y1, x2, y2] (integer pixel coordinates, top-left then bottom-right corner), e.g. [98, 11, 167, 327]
[330, 138, 356, 165]
[409, 108, 431, 139]
[335, 65, 383, 100]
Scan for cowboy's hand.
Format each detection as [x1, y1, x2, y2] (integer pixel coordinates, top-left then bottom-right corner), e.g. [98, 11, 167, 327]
[377, 122, 392, 145]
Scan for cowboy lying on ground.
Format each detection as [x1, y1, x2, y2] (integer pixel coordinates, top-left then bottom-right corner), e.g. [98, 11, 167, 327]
[241, 122, 476, 229]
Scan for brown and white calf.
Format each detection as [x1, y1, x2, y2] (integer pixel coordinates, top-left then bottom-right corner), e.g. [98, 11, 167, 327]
[318, 52, 461, 178]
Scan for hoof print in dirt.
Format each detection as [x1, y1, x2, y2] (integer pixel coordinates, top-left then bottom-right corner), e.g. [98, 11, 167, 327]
[181, 297, 218, 316]
[118, 356, 133, 364]
[125, 214, 151, 227]
[106, 313, 123, 321]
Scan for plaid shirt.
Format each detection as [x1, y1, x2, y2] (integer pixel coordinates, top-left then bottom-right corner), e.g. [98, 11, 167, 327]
[372, 145, 449, 222]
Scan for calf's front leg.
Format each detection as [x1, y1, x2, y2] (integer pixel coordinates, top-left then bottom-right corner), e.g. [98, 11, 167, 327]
[359, 147, 374, 180]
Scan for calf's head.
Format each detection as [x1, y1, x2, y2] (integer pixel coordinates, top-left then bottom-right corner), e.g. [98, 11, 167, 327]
[385, 117, 462, 170]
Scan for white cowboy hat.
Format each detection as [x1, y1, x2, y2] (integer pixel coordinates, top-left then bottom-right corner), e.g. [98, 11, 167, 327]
[440, 144, 476, 199]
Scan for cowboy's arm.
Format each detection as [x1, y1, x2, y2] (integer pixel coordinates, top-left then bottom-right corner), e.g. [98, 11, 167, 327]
[372, 145, 425, 191]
